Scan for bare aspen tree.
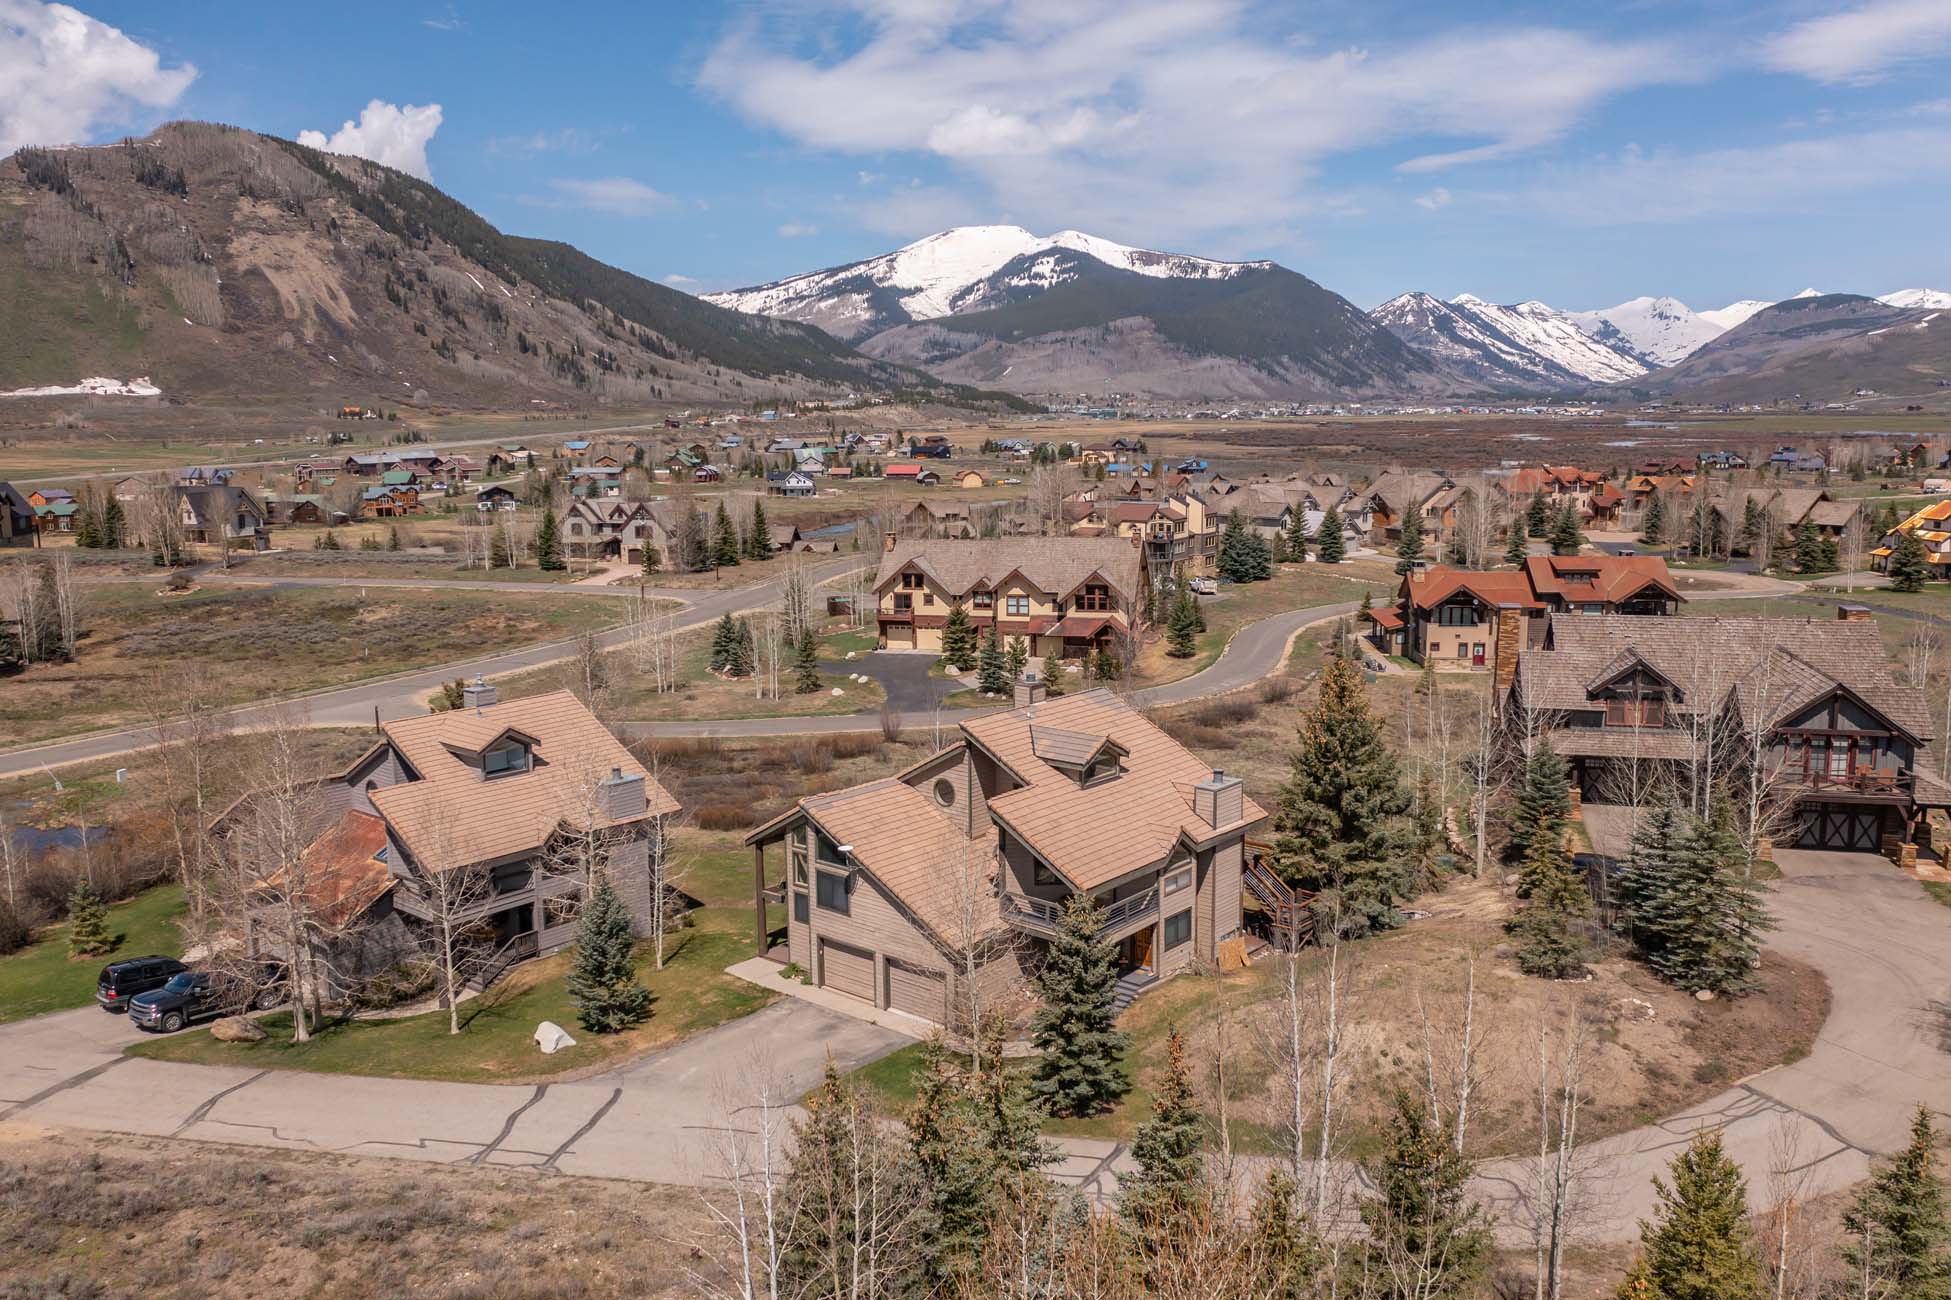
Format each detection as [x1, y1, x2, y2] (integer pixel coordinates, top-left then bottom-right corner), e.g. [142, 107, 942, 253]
[1024, 462, 1080, 536]
[146, 667, 232, 928]
[1468, 680, 1503, 877]
[1841, 510, 1868, 591]
[409, 812, 499, 1035]
[3, 559, 45, 666]
[1414, 945, 1488, 1155]
[751, 608, 785, 702]
[0, 801, 17, 916]
[778, 555, 814, 643]
[1530, 996, 1594, 1300]
[573, 631, 611, 715]
[690, 1061, 795, 1300]
[1313, 920, 1354, 1224]
[48, 550, 81, 657]
[1761, 1118, 1823, 1300]
[229, 706, 331, 1041]
[644, 748, 686, 971]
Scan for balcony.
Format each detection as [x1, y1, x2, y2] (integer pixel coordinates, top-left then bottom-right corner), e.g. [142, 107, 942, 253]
[1000, 885, 1158, 938]
[1788, 767, 1915, 800]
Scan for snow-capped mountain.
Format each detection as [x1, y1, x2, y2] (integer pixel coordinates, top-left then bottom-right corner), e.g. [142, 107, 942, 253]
[1879, 288, 1951, 310]
[1442, 295, 1646, 383]
[1371, 292, 1593, 390]
[1569, 296, 1723, 368]
[1699, 299, 1775, 331]
[704, 225, 1265, 343]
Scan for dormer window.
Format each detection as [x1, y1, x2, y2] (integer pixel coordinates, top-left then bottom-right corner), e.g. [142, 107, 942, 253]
[900, 571, 926, 590]
[484, 742, 530, 777]
[1082, 755, 1119, 786]
[1077, 583, 1112, 612]
[1604, 695, 1666, 727]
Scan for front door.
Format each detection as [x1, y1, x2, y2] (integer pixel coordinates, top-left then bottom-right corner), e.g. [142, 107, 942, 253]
[1472, 642, 1486, 667]
[1127, 927, 1153, 973]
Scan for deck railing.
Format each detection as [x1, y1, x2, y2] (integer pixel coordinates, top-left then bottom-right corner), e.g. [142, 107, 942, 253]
[1000, 885, 1159, 936]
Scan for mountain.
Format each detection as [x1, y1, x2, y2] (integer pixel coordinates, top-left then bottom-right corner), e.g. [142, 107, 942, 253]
[712, 226, 1435, 400]
[1880, 289, 1951, 310]
[704, 225, 1263, 344]
[1370, 292, 1595, 391]
[1632, 293, 1949, 401]
[1699, 299, 1775, 331]
[1569, 296, 1723, 368]
[0, 122, 978, 409]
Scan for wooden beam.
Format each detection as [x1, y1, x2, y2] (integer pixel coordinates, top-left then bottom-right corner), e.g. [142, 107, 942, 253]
[753, 843, 766, 955]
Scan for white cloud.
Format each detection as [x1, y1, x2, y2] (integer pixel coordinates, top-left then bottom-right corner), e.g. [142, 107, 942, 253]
[1762, 0, 1951, 85]
[664, 273, 698, 286]
[298, 99, 442, 181]
[488, 127, 597, 155]
[777, 221, 818, 237]
[697, 0, 1694, 249]
[0, 0, 197, 153]
[541, 176, 672, 215]
[1414, 186, 1452, 210]
[423, 4, 464, 31]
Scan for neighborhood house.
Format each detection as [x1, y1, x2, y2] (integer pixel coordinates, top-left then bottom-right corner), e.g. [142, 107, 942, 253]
[874, 535, 1141, 661]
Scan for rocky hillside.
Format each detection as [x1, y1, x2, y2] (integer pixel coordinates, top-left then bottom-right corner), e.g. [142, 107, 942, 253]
[0, 122, 967, 410]
[1630, 293, 1949, 402]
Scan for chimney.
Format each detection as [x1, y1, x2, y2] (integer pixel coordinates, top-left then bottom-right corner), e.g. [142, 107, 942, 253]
[598, 764, 649, 820]
[1410, 565, 1427, 583]
[1014, 669, 1046, 710]
[1194, 768, 1244, 829]
[462, 676, 497, 710]
[883, 529, 898, 553]
[1492, 604, 1522, 693]
[1836, 603, 1873, 622]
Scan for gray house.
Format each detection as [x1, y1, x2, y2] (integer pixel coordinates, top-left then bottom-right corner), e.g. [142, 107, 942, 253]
[0, 482, 34, 546]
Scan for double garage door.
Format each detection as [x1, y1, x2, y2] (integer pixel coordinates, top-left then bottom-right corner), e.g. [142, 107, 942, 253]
[818, 940, 947, 1021]
[1794, 804, 1884, 853]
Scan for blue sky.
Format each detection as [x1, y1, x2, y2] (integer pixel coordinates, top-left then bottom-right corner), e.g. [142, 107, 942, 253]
[4, 0, 1948, 312]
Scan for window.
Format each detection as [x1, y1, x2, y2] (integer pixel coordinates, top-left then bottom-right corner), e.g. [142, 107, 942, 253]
[973, 590, 994, 609]
[1077, 584, 1112, 612]
[933, 777, 956, 808]
[484, 744, 529, 777]
[543, 897, 576, 929]
[1083, 757, 1117, 784]
[816, 871, 850, 915]
[893, 593, 913, 613]
[1455, 642, 1468, 660]
[923, 592, 935, 606]
[793, 891, 808, 923]
[1164, 910, 1192, 949]
[900, 571, 926, 589]
[1006, 595, 1030, 617]
[790, 839, 809, 887]
[1162, 866, 1193, 896]
[1436, 603, 1477, 627]
[815, 829, 845, 866]
[1033, 861, 1061, 887]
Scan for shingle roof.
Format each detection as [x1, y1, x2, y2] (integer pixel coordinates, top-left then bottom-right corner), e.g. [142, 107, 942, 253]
[874, 537, 1140, 604]
[371, 691, 678, 871]
[1523, 555, 1680, 605]
[796, 778, 999, 943]
[1402, 567, 1542, 612]
[965, 689, 1266, 891]
[288, 809, 394, 925]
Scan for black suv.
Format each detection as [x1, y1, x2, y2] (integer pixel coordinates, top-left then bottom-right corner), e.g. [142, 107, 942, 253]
[95, 956, 187, 1012]
[129, 971, 231, 1033]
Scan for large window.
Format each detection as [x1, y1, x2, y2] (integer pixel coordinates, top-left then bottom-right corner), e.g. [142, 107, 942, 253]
[1435, 603, 1478, 627]
[790, 839, 809, 887]
[900, 571, 926, 589]
[893, 593, 913, 612]
[1006, 595, 1030, 617]
[484, 744, 529, 777]
[1077, 584, 1112, 612]
[1163, 910, 1192, 950]
[1162, 865, 1193, 897]
[816, 871, 850, 915]
[815, 829, 846, 866]
[973, 590, 994, 609]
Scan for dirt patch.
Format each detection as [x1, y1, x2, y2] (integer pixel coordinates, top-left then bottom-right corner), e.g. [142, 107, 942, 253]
[0, 1123, 720, 1299]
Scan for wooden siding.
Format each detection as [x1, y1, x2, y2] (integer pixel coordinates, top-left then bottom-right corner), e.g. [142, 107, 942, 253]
[887, 959, 947, 1019]
[821, 938, 874, 1001]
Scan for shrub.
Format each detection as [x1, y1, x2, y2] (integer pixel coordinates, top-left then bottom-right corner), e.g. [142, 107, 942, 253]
[785, 740, 834, 775]
[694, 802, 755, 832]
[1259, 675, 1299, 706]
[1180, 724, 1239, 750]
[1190, 695, 1256, 728]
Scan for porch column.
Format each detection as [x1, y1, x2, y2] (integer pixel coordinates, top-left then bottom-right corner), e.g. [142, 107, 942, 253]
[753, 843, 766, 954]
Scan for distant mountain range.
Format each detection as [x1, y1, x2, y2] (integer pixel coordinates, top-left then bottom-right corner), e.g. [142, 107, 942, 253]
[711, 226, 1949, 403]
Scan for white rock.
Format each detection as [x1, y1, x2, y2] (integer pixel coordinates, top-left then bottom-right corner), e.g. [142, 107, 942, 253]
[943, 665, 960, 677]
[831, 687, 845, 696]
[845, 651, 856, 661]
[534, 1020, 577, 1054]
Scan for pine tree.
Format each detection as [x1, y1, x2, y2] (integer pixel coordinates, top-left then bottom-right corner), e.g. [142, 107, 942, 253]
[1122, 1028, 1205, 1230]
[977, 626, 1008, 695]
[1245, 528, 1274, 580]
[1004, 635, 1029, 683]
[1283, 508, 1311, 563]
[65, 877, 111, 957]
[1636, 803, 1772, 995]
[1272, 652, 1412, 937]
[640, 540, 661, 577]
[1359, 1090, 1490, 1299]
[1251, 1169, 1324, 1298]
[566, 874, 651, 1033]
[1891, 527, 1932, 592]
[708, 612, 742, 674]
[1792, 518, 1824, 573]
[1614, 1254, 1657, 1298]
[794, 625, 822, 694]
[1510, 809, 1591, 978]
[1316, 503, 1345, 563]
[746, 499, 771, 560]
[1615, 801, 1682, 961]
[1635, 1128, 1761, 1300]
[732, 617, 755, 677]
[906, 1039, 995, 1280]
[1166, 590, 1200, 657]
[940, 603, 979, 671]
[1641, 493, 1667, 545]
[1395, 508, 1426, 575]
[1842, 1106, 1951, 1298]
[712, 502, 741, 567]
[1508, 742, 1573, 885]
[489, 522, 511, 568]
[387, 524, 403, 551]
[1217, 510, 1260, 583]
[535, 505, 564, 570]
[1039, 651, 1065, 696]
[102, 496, 124, 548]
[1549, 503, 1584, 556]
[1092, 643, 1119, 681]
[1739, 497, 1765, 556]
[787, 1061, 926, 1296]
[1029, 893, 1129, 1117]
[1527, 491, 1550, 534]
[1504, 520, 1528, 566]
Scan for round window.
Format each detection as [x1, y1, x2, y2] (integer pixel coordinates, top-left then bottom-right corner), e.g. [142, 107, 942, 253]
[933, 778, 956, 808]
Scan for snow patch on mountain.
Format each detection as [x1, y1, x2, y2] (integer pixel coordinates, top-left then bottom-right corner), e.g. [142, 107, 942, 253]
[1699, 299, 1775, 331]
[1879, 288, 1951, 310]
[1445, 295, 1646, 382]
[1568, 296, 1721, 368]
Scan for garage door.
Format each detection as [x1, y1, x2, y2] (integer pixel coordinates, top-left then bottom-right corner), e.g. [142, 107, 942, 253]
[820, 940, 875, 1003]
[886, 959, 946, 1021]
[883, 623, 914, 649]
[1794, 805, 1882, 852]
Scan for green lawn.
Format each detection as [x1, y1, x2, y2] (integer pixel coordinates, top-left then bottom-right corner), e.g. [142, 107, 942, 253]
[126, 905, 773, 1082]
[0, 884, 186, 1023]
[1923, 881, 1951, 910]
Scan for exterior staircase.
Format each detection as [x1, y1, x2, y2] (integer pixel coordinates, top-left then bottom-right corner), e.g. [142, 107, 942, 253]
[1242, 841, 1316, 951]
[1112, 969, 1157, 1012]
[466, 931, 539, 994]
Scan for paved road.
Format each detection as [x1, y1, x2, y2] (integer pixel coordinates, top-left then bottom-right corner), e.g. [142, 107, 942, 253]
[0, 556, 866, 779]
[3, 848, 1945, 1235]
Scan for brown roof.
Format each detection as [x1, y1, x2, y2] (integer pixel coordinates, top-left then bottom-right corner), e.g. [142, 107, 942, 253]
[965, 689, 1266, 890]
[261, 809, 394, 926]
[795, 778, 999, 943]
[1402, 567, 1542, 612]
[1523, 554, 1680, 606]
[371, 691, 678, 871]
[874, 537, 1141, 604]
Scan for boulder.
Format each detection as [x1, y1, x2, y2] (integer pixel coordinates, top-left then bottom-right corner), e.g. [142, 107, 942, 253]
[534, 1020, 577, 1054]
[831, 686, 845, 697]
[211, 1016, 267, 1043]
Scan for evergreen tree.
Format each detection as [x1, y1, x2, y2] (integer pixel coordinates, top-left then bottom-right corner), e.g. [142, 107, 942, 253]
[787, 1061, 927, 1297]
[387, 524, 402, 551]
[906, 1039, 997, 1281]
[65, 878, 111, 957]
[535, 505, 564, 570]
[1283, 508, 1311, 563]
[1792, 517, 1825, 573]
[1738, 497, 1765, 555]
[1272, 652, 1412, 937]
[1641, 492, 1667, 544]
[746, 499, 771, 560]
[1039, 651, 1065, 696]
[1250, 1169, 1324, 1299]
[1246, 528, 1274, 580]
[708, 612, 743, 673]
[1504, 520, 1528, 566]
[1316, 503, 1345, 564]
[977, 626, 1008, 695]
[1634, 1128, 1761, 1300]
[1092, 643, 1119, 681]
[1004, 635, 1029, 684]
[1615, 801, 1683, 961]
[677, 504, 707, 571]
[1817, 534, 1840, 572]
[1029, 893, 1129, 1117]
[639, 540, 661, 578]
[73, 496, 100, 549]
[565, 873, 651, 1032]
[1891, 527, 1932, 592]
[794, 625, 822, 694]
[1549, 503, 1584, 556]
[1359, 1091, 1490, 1299]
[488, 522, 511, 568]
[1395, 507, 1426, 576]
[1842, 1106, 1951, 1298]
[1644, 802, 1772, 995]
[1510, 808, 1591, 978]
[1122, 1028, 1206, 1231]
[100, 496, 125, 547]
[1508, 742, 1573, 883]
[1166, 589, 1200, 658]
[712, 502, 741, 567]
[1217, 510, 1260, 583]
[1527, 491, 1550, 534]
[940, 603, 979, 671]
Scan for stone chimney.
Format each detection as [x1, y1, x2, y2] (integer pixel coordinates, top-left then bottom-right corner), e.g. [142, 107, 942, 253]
[1836, 603, 1873, 622]
[1193, 767, 1244, 829]
[1409, 565, 1428, 584]
[462, 676, 497, 710]
[1492, 605, 1523, 694]
[598, 765, 649, 820]
[883, 529, 898, 553]
[1014, 669, 1047, 710]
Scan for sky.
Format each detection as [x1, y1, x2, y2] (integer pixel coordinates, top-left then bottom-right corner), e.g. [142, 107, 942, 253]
[2, 0, 1948, 313]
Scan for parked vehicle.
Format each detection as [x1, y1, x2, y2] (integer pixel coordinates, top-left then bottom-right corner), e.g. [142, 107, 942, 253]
[95, 956, 187, 1012]
[128, 969, 270, 1033]
[1189, 576, 1218, 595]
